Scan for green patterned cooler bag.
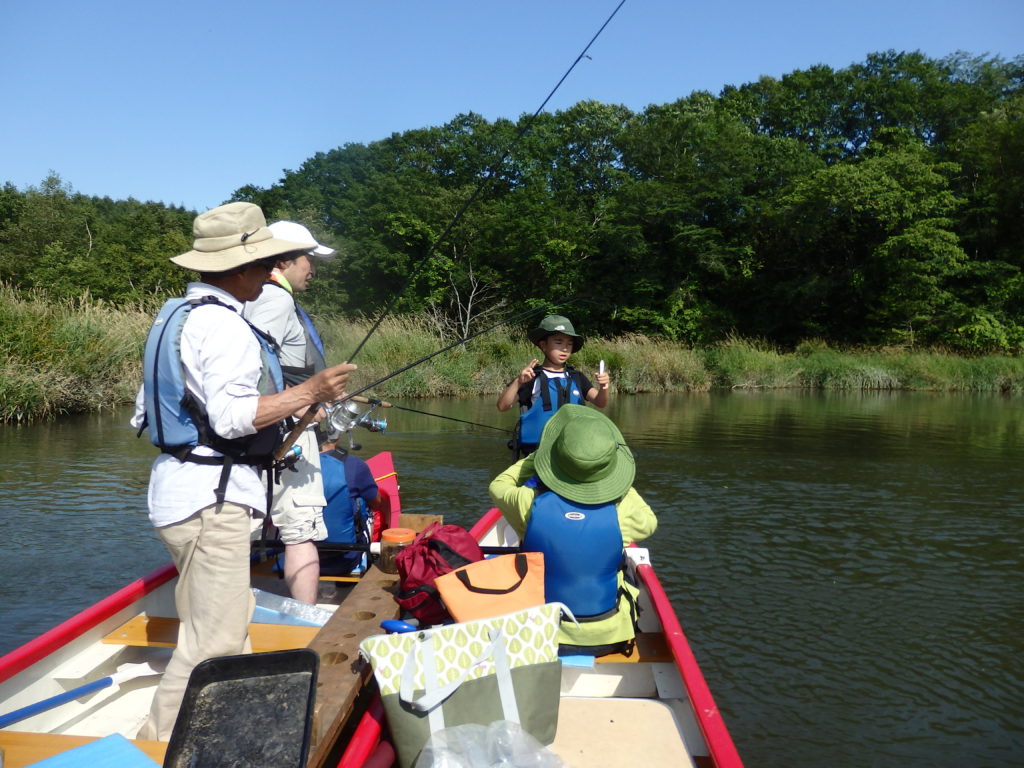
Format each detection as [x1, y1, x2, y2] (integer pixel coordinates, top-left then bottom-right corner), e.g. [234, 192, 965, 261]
[359, 602, 566, 768]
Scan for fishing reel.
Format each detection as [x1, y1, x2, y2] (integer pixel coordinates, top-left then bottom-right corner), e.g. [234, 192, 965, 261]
[325, 397, 387, 450]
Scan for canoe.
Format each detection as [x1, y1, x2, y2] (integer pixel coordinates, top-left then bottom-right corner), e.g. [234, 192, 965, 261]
[0, 451, 742, 767]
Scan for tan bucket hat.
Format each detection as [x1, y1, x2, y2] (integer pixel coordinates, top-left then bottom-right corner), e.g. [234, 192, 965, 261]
[170, 202, 311, 273]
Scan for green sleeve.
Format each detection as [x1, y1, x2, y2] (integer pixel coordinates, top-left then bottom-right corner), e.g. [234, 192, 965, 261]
[617, 487, 657, 545]
[487, 456, 538, 539]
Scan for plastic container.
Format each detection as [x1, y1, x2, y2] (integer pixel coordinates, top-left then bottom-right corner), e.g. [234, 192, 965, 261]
[378, 527, 416, 574]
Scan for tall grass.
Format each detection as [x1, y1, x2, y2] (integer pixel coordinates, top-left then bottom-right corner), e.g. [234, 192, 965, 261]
[0, 284, 153, 421]
[3, 284, 1022, 422]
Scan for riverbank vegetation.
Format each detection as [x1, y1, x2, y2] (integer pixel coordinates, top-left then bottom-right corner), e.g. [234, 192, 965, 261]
[2, 51, 1023, 357]
[2, 51, 1022, 420]
[3, 284, 1022, 422]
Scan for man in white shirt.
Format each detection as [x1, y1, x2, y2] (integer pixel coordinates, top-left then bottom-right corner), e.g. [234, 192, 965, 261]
[132, 202, 356, 740]
[242, 220, 337, 603]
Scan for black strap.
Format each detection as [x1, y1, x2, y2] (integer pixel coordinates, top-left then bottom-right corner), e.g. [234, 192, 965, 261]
[537, 371, 572, 413]
[454, 553, 529, 594]
[572, 586, 626, 623]
[214, 454, 234, 506]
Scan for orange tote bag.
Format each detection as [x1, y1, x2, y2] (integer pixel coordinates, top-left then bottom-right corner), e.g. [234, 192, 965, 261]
[434, 552, 545, 622]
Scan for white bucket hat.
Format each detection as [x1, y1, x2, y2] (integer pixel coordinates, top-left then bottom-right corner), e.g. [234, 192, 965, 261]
[268, 220, 336, 259]
[170, 202, 311, 273]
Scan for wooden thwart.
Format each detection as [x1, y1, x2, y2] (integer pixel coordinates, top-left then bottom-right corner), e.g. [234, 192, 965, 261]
[101, 615, 319, 653]
[398, 513, 442, 532]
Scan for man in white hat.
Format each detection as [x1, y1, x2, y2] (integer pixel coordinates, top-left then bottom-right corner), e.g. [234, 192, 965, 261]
[131, 202, 356, 740]
[242, 220, 339, 603]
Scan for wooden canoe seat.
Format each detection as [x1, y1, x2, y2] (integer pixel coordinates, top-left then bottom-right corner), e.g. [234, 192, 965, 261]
[0, 731, 168, 768]
[101, 615, 319, 653]
[594, 631, 672, 663]
[251, 552, 364, 583]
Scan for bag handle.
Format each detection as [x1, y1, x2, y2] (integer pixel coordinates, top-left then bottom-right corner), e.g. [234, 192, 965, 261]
[399, 628, 519, 726]
[454, 553, 529, 595]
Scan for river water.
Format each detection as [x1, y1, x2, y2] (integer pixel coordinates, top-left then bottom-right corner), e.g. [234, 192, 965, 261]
[0, 392, 1021, 767]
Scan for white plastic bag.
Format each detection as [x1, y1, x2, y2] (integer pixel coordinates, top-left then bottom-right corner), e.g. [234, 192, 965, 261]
[414, 720, 566, 768]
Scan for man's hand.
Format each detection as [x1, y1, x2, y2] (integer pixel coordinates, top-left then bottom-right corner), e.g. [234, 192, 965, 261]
[307, 362, 356, 404]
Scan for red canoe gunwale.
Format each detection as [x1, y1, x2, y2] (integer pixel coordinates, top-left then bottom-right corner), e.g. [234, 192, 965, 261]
[0, 562, 177, 687]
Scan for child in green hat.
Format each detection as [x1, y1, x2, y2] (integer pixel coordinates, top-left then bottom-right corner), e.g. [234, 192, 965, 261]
[496, 314, 610, 457]
[488, 404, 656, 655]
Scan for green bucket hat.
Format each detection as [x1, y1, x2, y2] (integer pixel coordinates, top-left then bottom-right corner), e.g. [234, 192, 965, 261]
[533, 405, 635, 504]
[527, 315, 584, 352]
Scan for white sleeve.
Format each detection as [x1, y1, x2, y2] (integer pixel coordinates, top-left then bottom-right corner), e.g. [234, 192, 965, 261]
[182, 309, 262, 439]
[129, 384, 146, 429]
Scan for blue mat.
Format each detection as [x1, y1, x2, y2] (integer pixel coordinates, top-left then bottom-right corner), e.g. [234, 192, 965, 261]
[27, 733, 159, 767]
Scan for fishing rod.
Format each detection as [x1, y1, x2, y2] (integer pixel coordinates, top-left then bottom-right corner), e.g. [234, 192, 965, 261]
[274, 302, 551, 460]
[261, 539, 518, 558]
[344, 0, 628, 365]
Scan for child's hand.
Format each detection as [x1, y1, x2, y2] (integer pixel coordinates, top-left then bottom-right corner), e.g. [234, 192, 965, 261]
[594, 369, 610, 390]
[518, 359, 540, 384]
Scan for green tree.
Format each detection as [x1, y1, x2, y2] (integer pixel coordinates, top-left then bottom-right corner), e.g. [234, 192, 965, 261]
[760, 136, 966, 344]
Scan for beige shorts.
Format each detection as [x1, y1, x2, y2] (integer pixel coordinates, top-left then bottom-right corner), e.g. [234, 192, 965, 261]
[270, 427, 327, 545]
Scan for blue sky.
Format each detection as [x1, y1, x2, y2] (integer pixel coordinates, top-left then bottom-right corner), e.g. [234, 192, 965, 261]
[2, 0, 1020, 212]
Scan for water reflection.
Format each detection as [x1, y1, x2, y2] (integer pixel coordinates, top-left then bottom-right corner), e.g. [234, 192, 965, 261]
[0, 392, 1021, 766]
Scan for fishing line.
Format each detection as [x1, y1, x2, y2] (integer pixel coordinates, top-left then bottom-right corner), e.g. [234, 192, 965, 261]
[344, 0, 628, 364]
[386, 406, 510, 434]
[361, 398, 512, 435]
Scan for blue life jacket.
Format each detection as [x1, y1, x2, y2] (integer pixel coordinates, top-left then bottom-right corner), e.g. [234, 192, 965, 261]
[141, 296, 285, 498]
[517, 367, 587, 447]
[265, 282, 327, 387]
[521, 487, 623, 619]
[320, 448, 370, 574]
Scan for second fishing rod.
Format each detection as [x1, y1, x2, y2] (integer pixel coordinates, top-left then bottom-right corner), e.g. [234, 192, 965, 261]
[274, 302, 562, 460]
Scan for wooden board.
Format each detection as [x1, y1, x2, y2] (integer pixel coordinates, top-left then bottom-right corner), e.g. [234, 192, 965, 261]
[0, 731, 167, 768]
[304, 565, 400, 768]
[397, 513, 442, 532]
[102, 615, 319, 653]
[550, 697, 695, 767]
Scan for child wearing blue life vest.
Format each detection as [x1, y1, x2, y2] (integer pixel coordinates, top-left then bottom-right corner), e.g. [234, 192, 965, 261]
[497, 315, 610, 458]
[488, 404, 656, 656]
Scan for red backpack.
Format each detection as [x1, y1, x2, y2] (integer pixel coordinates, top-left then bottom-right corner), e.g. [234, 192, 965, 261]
[395, 523, 484, 625]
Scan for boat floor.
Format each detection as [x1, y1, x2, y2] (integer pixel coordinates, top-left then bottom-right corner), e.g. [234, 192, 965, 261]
[1, 559, 709, 767]
[551, 696, 695, 768]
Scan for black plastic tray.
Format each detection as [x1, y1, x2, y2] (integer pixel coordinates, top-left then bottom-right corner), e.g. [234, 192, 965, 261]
[163, 648, 319, 768]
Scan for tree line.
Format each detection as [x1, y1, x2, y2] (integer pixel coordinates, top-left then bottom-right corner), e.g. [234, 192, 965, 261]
[2, 51, 1021, 352]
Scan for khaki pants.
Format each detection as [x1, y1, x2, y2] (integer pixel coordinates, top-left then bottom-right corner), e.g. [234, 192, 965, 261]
[138, 501, 256, 741]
